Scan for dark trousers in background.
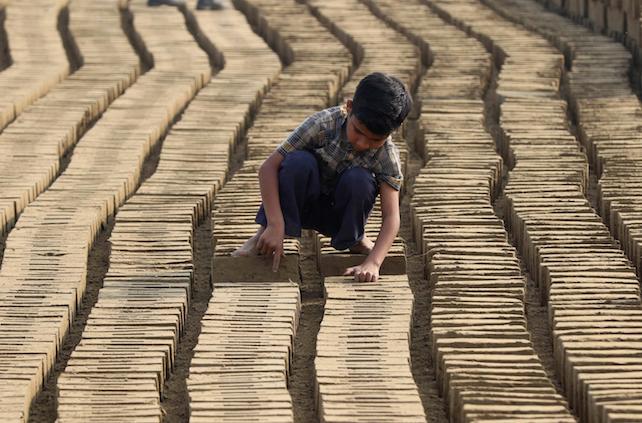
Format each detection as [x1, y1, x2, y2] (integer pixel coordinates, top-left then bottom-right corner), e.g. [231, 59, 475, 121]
[255, 150, 378, 250]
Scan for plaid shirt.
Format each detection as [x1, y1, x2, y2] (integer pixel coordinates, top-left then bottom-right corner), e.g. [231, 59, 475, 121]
[277, 106, 403, 194]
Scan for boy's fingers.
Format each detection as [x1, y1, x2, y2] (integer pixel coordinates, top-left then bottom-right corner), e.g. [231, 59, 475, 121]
[258, 240, 270, 256]
[272, 249, 282, 272]
[261, 242, 272, 256]
[343, 267, 357, 276]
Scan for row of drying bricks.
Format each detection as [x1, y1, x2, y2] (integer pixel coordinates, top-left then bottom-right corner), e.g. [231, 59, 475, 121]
[0, 0, 140, 238]
[428, 0, 642, 422]
[53, 1, 284, 422]
[0, 0, 182, 421]
[373, 0, 581, 421]
[0, 0, 577, 421]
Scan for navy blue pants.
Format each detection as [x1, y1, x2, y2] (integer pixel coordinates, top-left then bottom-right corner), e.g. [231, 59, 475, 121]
[255, 150, 378, 250]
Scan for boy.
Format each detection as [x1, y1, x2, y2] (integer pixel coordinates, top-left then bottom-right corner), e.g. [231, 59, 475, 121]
[233, 72, 411, 282]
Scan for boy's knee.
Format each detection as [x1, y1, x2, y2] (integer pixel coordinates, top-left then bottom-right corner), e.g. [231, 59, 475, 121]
[337, 167, 377, 200]
[280, 150, 318, 176]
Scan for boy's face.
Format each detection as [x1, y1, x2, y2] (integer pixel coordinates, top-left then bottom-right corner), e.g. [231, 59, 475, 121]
[345, 100, 389, 152]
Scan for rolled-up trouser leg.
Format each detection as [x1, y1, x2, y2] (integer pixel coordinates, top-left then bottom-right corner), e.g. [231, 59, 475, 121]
[255, 150, 320, 237]
[330, 166, 378, 250]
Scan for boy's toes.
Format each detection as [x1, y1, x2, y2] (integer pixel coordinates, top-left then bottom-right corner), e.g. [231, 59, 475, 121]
[349, 237, 374, 255]
[232, 244, 259, 257]
[231, 248, 249, 257]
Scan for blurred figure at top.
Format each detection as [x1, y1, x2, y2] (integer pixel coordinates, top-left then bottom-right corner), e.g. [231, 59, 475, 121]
[148, 0, 223, 10]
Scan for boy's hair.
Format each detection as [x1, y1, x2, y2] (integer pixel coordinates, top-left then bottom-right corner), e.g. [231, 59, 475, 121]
[351, 72, 412, 137]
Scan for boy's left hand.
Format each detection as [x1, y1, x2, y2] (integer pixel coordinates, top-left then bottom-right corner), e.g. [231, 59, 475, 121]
[343, 261, 380, 282]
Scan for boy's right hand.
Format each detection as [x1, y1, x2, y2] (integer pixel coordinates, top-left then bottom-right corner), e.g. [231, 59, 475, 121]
[257, 224, 285, 272]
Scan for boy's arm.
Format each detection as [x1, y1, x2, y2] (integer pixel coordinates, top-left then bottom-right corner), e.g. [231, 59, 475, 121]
[344, 182, 400, 282]
[257, 151, 285, 271]
[256, 110, 326, 271]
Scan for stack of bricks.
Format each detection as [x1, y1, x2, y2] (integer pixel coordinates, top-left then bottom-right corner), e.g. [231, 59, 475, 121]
[548, 0, 640, 47]
[540, 0, 642, 88]
[305, 0, 422, 278]
[189, 0, 350, 420]
[0, 0, 70, 130]
[365, 0, 576, 420]
[316, 275, 425, 422]
[0, 0, 140, 237]
[476, 0, 642, 420]
[189, 282, 300, 422]
[0, 0, 210, 419]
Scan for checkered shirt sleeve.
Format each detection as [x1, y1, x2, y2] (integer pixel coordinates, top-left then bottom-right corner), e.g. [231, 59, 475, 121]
[375, 140, 404, 191]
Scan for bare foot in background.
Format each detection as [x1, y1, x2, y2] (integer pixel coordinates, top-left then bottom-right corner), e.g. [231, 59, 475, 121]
[349, 236, 374, 255]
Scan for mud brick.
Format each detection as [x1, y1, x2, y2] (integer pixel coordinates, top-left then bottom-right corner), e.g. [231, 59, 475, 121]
[211, 251, 300, 284]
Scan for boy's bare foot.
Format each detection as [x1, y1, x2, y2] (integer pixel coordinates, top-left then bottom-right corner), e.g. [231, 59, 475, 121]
[231, 227, 265, 257]
[349, 236, 374, 255]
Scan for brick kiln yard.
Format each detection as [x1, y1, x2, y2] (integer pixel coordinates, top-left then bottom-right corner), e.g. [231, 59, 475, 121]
[1, 0, 642, 421]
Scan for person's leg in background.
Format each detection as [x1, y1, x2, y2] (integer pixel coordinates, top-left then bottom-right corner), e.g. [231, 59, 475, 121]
[148, 0, 184, 7]
[196, 0, 223, 10]
[147, 0, 223, 9]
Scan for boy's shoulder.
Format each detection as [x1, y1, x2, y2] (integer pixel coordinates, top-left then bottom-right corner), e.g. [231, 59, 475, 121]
[373, 137, 402, 171]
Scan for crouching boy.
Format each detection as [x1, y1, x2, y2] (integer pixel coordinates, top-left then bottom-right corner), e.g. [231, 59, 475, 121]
[233, 72, 412, 282]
